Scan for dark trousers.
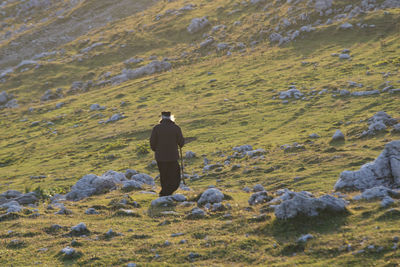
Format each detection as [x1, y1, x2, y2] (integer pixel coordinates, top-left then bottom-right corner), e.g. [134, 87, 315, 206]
[157, 160, 181, 196]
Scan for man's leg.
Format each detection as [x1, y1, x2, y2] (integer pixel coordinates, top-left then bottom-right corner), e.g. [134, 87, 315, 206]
[164, 161, 181, 196]
[157, 161, 168, 196]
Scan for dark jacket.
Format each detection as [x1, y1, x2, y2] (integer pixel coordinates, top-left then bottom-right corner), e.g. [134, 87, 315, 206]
[150, 119, 184, 161]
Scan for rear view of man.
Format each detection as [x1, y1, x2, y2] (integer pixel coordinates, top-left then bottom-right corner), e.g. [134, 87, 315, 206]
[150, 112, 185, 196]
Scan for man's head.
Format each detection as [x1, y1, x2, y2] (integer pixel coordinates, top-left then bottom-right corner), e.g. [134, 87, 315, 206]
[161, 111, 175, 122]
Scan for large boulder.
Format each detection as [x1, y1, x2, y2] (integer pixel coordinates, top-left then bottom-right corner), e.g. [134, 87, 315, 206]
[66, 171, 127, 201]
[273, 191, 348, 219]
[335, 140, 400, 191]
[197, 188, 224, 206]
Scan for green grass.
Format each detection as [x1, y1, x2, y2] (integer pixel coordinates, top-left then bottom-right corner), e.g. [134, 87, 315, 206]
[0, 0, 400, 266]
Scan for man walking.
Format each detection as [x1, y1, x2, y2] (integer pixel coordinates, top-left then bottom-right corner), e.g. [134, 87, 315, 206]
[150, 112, 185, 196]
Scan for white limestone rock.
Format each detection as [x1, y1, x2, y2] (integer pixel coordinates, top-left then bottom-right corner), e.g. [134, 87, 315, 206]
[187, 17, 210, 34]
[198, 188, 224, 206]
[273, 191, 348, 219]
[334, 140, 400, 191]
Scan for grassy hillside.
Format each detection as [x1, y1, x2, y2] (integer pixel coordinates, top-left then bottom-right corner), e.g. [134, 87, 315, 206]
[0, 0, 400, 265]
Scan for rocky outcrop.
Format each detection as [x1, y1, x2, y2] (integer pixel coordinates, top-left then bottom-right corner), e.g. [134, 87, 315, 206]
[272, 190, 348, 219]
[197, 188, 224, 206]
[334, 140, 400, 191]
[187, 17, 209, 34]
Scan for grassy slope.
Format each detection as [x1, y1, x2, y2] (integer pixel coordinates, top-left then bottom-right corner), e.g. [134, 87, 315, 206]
[0, 0, 400, 265]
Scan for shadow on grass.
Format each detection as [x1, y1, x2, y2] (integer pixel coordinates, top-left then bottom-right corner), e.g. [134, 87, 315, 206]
[255, 210, 350, 242]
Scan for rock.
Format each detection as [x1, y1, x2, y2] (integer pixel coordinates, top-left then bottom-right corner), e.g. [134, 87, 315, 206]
[339, 54, 351, 59]
[334, 141, 400, 191]
[273, 191, 348, 219]
[198, 188, 224, 206]
[392, 124, 400, 134]
[60, 246, 80, 258]
[70, 222, 89, 236]
[90, 104, 106, 111]
[4, 99, 18, 109]
[125, 169, 139, 179]
[127, 263, 137, 267]
[187, 17, 210, 34]
[248, 191, 272, 205]
[189, 207, 206, 218]
[15, 192, 38, 205]
[111, 61, 172, 85]
[280, 143, 306, 153]
[114, 209, 140, 217]
[242, 187, 251, 193]
[368, 111, 397, 126]
[130, 173, 155, 186]
[351, 90, 380, 96]
[315, 0, 333, 12]
[121, 180, 142, 192]
[382, 0, 400, 8]
[66, 171, 127, 201]
[203, 164, 223, 172]
[233, 145, 253, 152]
[269, 33, 283, 43]
[84, 208, 99, 215]
[55, 207, 73, 215]
[0, 190, 22, 199]
[279, 89, 303, 99]
[352, 186, 399, 200]
[185, 151, 196, 159]
[298, 234, 313, 243]
[151, 196, 175, 208]
[340, 22, 353, 29]
[245, 148, 266, 157]
[217, 43, 229, 51]
[211, 25, 226, 33]
[124, 57, 144, 65]
[211, 203, 226, 212]
[105, 228, 119, 238]
[188, 252, 201, 261]
[106, 113, 125, 123]
[331, 130, 345, 142]
[0, 91, 9, 104]
[1, 201, 23, 213]
[171, 194, 187, 202]
[200, 37, 214, 48]
[339, 89, 350, 96]
[41, 88, 63, 101]
[253, 184, 265, 192]
[309, 133, 320, 139]
[381, 196, 395, 208]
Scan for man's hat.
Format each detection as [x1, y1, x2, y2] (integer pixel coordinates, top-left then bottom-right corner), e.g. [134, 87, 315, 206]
[161, 111, 171, 117]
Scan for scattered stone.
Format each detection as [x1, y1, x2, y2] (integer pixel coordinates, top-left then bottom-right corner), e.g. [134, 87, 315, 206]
[340, 22, 353, 29]
[188, 207, 206, 219]
[353, 186, 399, 200]
[70, 222, 89, 236]
[90, 104, 106, 111]
[248, 191, 272, 205]
[105, 113, 125, 123]
[211, 203, 226, 212]
[105, 228, 119, 238]
[331, 130, 345, 142]
[280, 143, 306, 153]
[233, 145, 253, 153]
[253, 184, 265, 192]
[198, 188, 224, 206]
[151, 196, 175, 208]
[121, 180, 142, 192]
[114, 209, 140, 217]
[55, 207, 72, 215]
[41, 88, 63, 101]
[279, 89, 303, 99]
[381, 196, 395, 208]
[84, 208, 99, 215]
[111, 61, 171, 85]
[185, 151, 196, 159]
[298, 234, 313, 243]
[188, 252, 201, 261]
[334, 140, 400, 191]
[392, 124, 400, 134]
[242, 187, 251, 193]
[187, 17, 209, 34]
[171, 233, 184, 237]
[59, 246, 81, 259]
[203, 164, 223, 172]
[339, 54, 351, 60]
[352, 90, 380, 96]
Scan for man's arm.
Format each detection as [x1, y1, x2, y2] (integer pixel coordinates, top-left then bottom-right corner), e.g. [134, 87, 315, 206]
[177, 126, 185, 148]
[150, 127, 157, 152]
